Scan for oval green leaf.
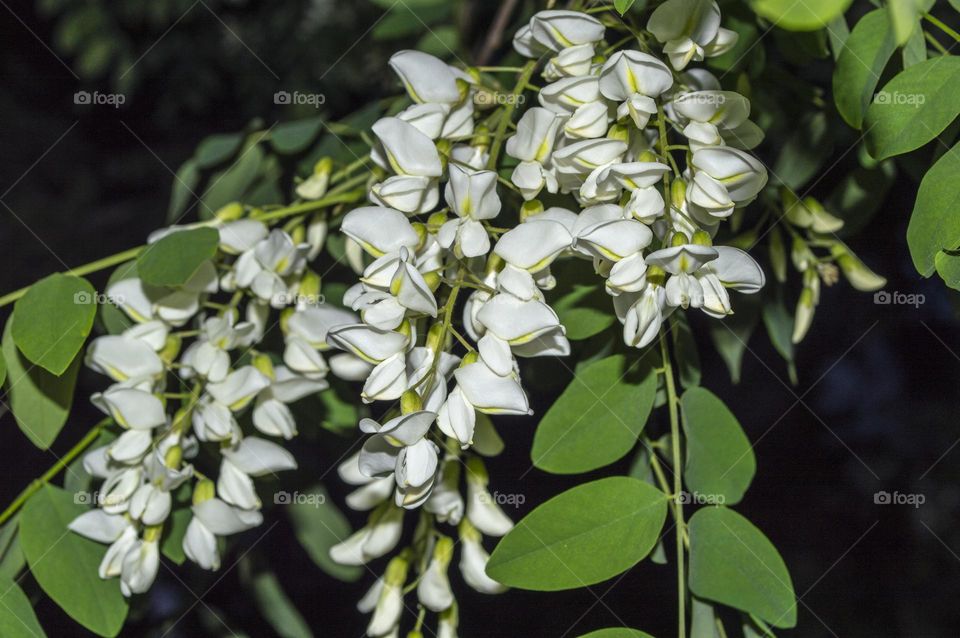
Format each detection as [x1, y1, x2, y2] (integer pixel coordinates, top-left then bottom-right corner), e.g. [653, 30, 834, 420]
[486, 477, 668, 591]
[0, 578, 47, 637]
[2, 321, 79, 449]
[907, 142, 960, 276]
[577, 630, 654, 638]
[833, 10, 896, 129]
[137, 227, 219, 288]
[681, 387, 756, 505]
[195, 132, 244, 169]
[201, 143, 265, 216]
[689, 507, 797, 629]
[552, 284, 616, 340]
[251, 570, 314, 638]
[532, 354, 657, 474]
[865, 56, 960, 160]
[11, 273, 97, 375]
[750, 0, 853, 31]
[21, 485, 128, 637]
[271, 117, 324, 155]
[287, 484, 362, 582]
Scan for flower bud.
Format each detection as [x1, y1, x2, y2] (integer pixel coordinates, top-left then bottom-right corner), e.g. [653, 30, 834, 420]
[646, 264, 666, 286]
[671, 178, 687, 210]
[215, 202, 244, 222]
[473, 124, 490, 148]
[830, 242, 886, 291]
[460, 351, 479, 367]
[428, 211, 448, 229]
[164, 445, 182, 469]
[691, 230, 712, 246]
[401, 390, 423, 415]
[520, 200, 544, 221]
[423, 271, 442, 292]
[252, 352, 276, 380]
[607, 123, 630, 143]
[670, 232, 688, 247]
[192, 479, 215, 506]
[792, 287, 816, 344]
[279, 307, 295, 335]
[143, 524, 163, 543]
[160, 334, 182, 365]
[426, 323, 446, 352]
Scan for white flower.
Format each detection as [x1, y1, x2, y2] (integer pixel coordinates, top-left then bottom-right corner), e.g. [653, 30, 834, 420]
[465, 457, 514, 537]
[458, 520, 506, 594]
[341, 206, 420, 257]
[528, 10, 605, 52]
[647, 0, 737, 70]
[372, 117, 443, 178]
[366, 556, 408, 637]
[120, 535, 159, 597]
[598, 50, 674, 101]
[358, 412, 439, 508]
[417, 536, 455, 612]
[69, 510, 131, 544]
[86, 335, 164, 382]
[494, 219, 573, 272]
[389, 50, 463, 105]
[183, 497, 263, 570]
[128, 483, 172, 526]
[91, 382, 165, 430]
[330, 502, 405, 566]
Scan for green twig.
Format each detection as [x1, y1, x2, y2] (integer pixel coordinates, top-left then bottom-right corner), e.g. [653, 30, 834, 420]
[0, 419, 110, 526]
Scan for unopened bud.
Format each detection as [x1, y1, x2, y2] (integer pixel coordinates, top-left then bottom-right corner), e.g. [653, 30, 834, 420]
[299, 270, 321, 301]
[143, 524, 163, 543]
[384, 554, 410, 587]
[769, 226, 787, 283]
[401, 390, 422, 415]
[215, 202, 244, 222]
[193, 479, 215, 506]
[671, 179, 687, 210]
[607, 123, 630, 143]
[160, 334, 182, 365]
[670, 232, 688, 247]
[461, 351, 479, 367]
[520, 200, 544, 221]
[428, 211, 448, 229]
[252, 353, 275, 380]
[164, 445, 182, 469]
[691, 230, 712, 246]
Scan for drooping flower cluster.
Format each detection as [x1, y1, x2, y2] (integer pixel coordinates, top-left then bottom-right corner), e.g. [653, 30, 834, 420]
[66, 2, 778, 634]
[68, 216, 357, 596]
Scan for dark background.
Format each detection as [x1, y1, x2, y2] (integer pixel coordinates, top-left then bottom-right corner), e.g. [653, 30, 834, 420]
[2, 0, 959, 636]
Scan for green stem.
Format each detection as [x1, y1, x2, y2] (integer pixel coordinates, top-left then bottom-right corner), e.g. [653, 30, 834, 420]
[659, 330, 686, 638]
[487, 60, 537, 170]
[0, 419, 109, 526]
[924, 13, 960, 44]
[925, 30, 950, 55]
[0, 247, 144, 308]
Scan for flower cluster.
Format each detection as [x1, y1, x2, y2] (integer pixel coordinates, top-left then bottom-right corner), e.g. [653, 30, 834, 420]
[68, 216, 354, 596]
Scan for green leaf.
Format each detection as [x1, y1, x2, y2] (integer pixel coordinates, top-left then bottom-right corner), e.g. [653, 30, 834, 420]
[373, 4, 450, 40]
[832, 10, 896, 129]
[888, 0, 920, 46]
[287, 484, 362, 582]
[749, 0, 853, 31]
[614, 0, 636, 15]
[201, 143, 265, 217]
[137, 227, 219, 288]
[0, 348, 5, 388]
[271, 117, 324, 155]
[319, 386, 360, 435]
[577, 630, 653, 638]
[486, 477, 668, 591]
[161, 508, 191, 565]
[167, 159, 200, 224]
[773, 111, 832, 189]
[0, 518, 24, 581]
[709, 294, 760, 384]
[195, 132, 244, 169]
[417, 26, 459, 58]
[681, 388, 756, 505]
[2, 322, 80, 450]
[531, 354, 657, 474]
[826, 161, 896, 237]
[826, 16, 850, 60]
[21, 485, 128, 637]
[250, 571, 314, 638]
[865, 56, 960, 160]
[11, 274, 97, 375]
[552, 284, 616, 340]
[0, 578, 47, 637]
[672, 314, 701, 388]
[935, 251, 960, 290]
[907, 142, 960, 276]
[64, 429, 117, 494]
[902, 24, 927, 68]
[689, 507, 797, 629]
